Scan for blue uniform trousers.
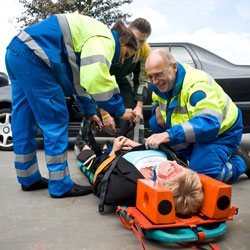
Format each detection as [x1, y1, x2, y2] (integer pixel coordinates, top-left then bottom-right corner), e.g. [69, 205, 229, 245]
[5, 48, 74, 196]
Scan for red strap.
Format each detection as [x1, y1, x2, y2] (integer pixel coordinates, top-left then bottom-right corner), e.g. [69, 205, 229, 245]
[180, 242, 221, 250]
[131, 224, 147, 250]
[209, 243, 220, 250]
[197, 230, 206, 243]
[116, 210, 132, 230]
[116, 207, 146, 250]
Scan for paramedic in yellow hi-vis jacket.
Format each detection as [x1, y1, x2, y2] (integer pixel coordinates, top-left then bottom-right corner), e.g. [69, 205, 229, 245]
[5, 14, 137, 198]
[145, 49, 250, 183]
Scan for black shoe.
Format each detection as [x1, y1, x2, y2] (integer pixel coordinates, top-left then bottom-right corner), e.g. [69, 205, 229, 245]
[21, 177, 48, 191]
[50, 183, 93, 198]
[234, 145, 250, 178]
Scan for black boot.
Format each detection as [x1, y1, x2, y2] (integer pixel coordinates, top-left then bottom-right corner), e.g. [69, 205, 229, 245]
[21, 177, 48, 191]
[50, 183, 93, 198]
[234, 145, 250, 178]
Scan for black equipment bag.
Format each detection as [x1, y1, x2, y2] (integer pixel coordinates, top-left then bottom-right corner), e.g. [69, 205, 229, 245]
[77, 122, 188, 212]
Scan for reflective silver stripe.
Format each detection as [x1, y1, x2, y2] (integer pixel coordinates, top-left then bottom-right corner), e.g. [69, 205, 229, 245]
[81, 55, 111, 69]
[220, 162, 233, 182]
[172, 106, 188, 115]
[219, 162, 233, 182]
[137, 84, 144, 95]
[16, 162, 39, 177]
[172, 143, 190, 151]
[133, 122, 144, 142]
[207, 74, 213, 86]
[225, 162, 233, 182]
[49, 166, 70, 180]
[91, 87, 120, 102]
[15, 151, 36, 163]
[219, 167, 225, 181]
[45, 152, 67, 164]
[18, 31, 51, 67]
[181, 121, 196, 142]
[222, 94, 230, 122]
[193, 107, 223, 122]
[56, 14, 88, 98]
[81, 154, 96, 167]
[79, 120, 84, 136]
[159, 102, 167, 112]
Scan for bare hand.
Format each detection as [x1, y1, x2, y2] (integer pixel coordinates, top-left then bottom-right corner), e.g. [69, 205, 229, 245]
[133, 106, 143, 123]
[120, 108, 136, 123]
[88, 114, 103, 130]
[155, 106, 166, 129]
[103, 115, 116, 134]
[145, 132, 170, 149]
[122, 137, 141, 150]
[99, 108, 116, 133]
[109, 136, 126, 155]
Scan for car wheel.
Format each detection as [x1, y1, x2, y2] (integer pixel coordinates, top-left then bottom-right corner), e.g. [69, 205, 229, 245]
[0, 108, 13, 151]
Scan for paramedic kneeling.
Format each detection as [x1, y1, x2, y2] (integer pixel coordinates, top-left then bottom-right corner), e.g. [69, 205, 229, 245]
[145, 49, 250, 183]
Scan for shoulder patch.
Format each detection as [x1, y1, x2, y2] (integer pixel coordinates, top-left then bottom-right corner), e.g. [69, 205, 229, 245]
[189, 90, 206, 106]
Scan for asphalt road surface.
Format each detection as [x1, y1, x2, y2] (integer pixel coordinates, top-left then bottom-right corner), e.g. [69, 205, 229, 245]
[0, 134, 249, 250]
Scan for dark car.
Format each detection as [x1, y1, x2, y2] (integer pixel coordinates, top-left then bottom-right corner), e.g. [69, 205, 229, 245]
[1, 42, 250, 150]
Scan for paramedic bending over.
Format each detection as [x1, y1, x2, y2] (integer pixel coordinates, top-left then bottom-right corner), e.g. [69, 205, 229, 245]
[145, 49, 250, 183]
[5, 14, 137, 198]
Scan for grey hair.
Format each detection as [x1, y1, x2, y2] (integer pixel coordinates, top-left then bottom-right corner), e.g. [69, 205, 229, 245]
[157, 165, 204, 216]
[155, 49, 176, 65]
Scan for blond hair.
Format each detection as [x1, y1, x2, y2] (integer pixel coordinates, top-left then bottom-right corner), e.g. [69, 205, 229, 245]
[157, 164, 204, 216]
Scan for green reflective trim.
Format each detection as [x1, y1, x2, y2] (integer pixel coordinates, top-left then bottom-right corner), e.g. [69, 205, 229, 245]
[172, 106, 188, 115]
[91, 87, 120, 101]
[15, 151, 36, 163]
[81, 54, 111, 69]
[193, 107, 223, 122]
[18, 31, 51, 67]
[56, 14, 88, 99]
[49, 166, 70, 180]
[45, 152, 67, 164]
[16, 162, 39, 177]
[181, 121, 196, 142]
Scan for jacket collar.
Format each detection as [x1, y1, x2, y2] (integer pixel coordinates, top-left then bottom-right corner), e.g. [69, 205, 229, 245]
[111, 30, 120, 65]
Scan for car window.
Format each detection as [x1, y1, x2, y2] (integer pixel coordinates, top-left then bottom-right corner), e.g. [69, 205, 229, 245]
[150, 46, 170, 51]
[171, 46, 195, 68]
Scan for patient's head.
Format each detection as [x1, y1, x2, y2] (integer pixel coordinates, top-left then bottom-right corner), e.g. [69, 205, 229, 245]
[156, 161, 204, 216]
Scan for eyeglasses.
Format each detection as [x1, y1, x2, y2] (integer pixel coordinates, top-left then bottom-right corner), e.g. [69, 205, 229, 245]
[148, 64, 172, 81]
[157, 163, 183, 180]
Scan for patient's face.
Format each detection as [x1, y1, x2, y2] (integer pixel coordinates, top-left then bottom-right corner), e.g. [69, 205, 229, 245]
[140, 167, 153, 180]
[156, 161, 185, 187]
[139, 160, 185, 182]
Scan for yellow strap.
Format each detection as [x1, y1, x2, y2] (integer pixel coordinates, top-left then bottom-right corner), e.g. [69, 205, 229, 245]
[93, 154, 116, 183]
[86, 155, 96, 171]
